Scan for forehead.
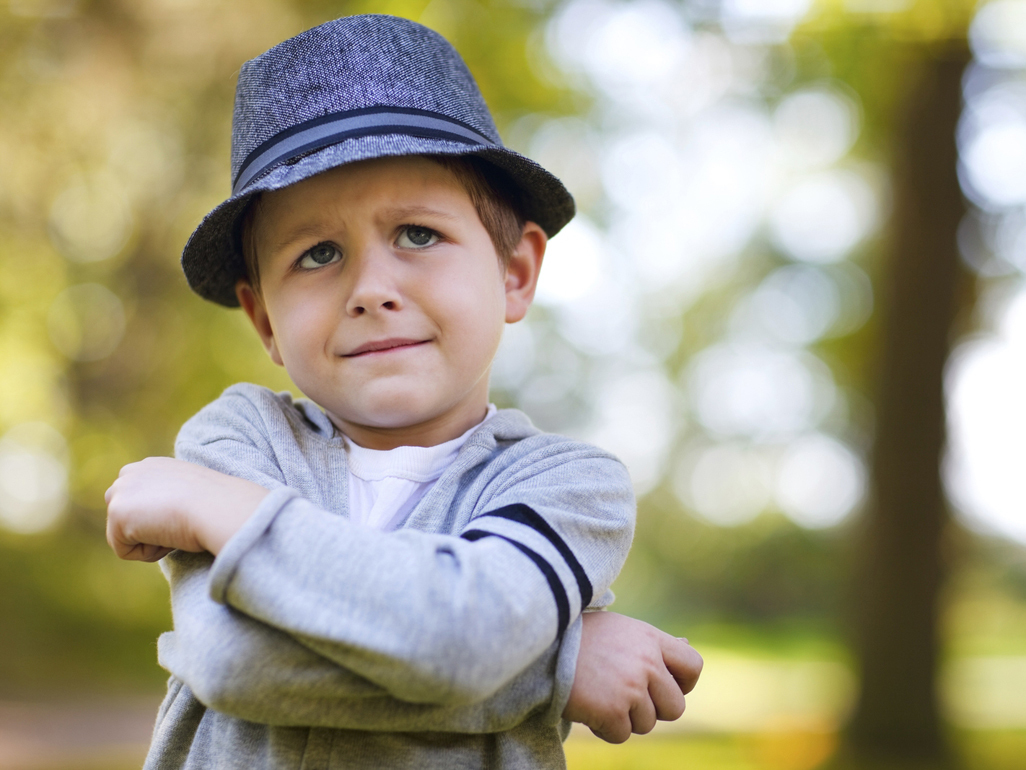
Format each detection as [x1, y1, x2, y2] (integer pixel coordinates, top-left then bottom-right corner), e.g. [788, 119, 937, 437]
[252, 155, 472, 240]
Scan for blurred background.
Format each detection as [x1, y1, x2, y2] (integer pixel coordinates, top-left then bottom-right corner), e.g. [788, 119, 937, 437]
[1, 0, 1025, 768]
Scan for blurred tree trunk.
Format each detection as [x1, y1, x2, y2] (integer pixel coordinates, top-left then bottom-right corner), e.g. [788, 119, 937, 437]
[847, 42, 970, 768]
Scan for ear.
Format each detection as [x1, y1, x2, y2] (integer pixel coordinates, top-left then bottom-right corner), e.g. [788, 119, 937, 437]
[504, 221, 547, 324]
[235, 279, 284, 366]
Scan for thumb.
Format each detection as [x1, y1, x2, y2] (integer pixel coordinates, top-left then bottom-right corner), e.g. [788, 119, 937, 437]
[660, 636, 704, 694]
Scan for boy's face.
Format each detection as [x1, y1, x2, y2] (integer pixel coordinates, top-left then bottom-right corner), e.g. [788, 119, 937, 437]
[236, 156, 545, 450]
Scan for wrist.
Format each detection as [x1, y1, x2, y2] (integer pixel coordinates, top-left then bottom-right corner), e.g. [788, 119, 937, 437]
[194, 476, 270, 555]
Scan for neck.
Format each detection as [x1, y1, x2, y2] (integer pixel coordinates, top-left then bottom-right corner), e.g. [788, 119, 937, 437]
[328, 402, 491, 450]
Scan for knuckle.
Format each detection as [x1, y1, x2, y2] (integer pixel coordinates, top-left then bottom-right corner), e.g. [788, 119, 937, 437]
[633, 719, 655, 735]
[598, 715, 631, 744]
[599, 706, 622, 726]
[607, 728, 630, 744]
[628, 678, 649, 700]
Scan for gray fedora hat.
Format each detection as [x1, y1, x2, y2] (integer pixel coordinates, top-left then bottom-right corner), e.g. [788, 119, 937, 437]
[182, 14, 576, 307]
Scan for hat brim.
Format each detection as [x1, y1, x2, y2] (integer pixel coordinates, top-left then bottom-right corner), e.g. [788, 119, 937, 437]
[182, 133, 575, 307]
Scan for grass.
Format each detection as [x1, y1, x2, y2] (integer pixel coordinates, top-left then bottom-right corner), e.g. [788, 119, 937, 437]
[565, 730, 1026, 770]
[566, 730, 837, 770]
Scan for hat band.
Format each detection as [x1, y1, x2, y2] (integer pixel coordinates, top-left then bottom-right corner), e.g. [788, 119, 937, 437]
[232, 106, 497, 195]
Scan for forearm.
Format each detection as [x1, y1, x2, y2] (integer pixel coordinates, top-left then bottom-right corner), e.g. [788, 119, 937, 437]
[162, 550, 578, 730]
[210, 489, 564, 705]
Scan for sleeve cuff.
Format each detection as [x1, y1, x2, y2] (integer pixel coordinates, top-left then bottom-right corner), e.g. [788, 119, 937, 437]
[208, 486, 299, 604]
[545, 611, 583, 726]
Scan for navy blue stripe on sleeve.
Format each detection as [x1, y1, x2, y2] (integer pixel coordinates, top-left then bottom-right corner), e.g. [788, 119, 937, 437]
[475, 504, 594, 609]
[461, 529, 570, 639]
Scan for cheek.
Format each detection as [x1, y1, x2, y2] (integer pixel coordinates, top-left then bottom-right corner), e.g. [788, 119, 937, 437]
[271, 292, 339, 362]
[446, 276, 507, 367]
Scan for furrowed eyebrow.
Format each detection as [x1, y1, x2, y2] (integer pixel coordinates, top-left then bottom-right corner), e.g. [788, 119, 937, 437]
[382, 205, 460, 222]
[264, 205, 459, 256]
[266, 224, 334, 255]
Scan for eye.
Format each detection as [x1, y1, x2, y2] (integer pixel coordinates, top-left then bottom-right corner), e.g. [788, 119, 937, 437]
[396, 225, 439, 249]
[298, 242, 342, 269]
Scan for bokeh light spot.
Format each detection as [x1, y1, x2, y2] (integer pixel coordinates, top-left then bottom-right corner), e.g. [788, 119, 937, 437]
[960, 115, 1026, 209]
[535, 217, 604, 306]
[0, 423, 68, 534]
[775, 433, 865, 528]
[688, 343, 835, 439]
[48, 171, 134, 263]
[770, 170, 878, 263]
[586, 369, 679, 494]
[774, 85, 859, 169]
[741, 265, 842, 345]
[970, 0, 1026, 69]
[676, 442, 772, 526]
[946, 285, 1026, 544]
[720, 0, 812, 43]
[47, 283, 126, 362]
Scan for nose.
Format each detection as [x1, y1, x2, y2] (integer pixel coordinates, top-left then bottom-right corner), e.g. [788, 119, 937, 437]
[344, 248, 403, 317]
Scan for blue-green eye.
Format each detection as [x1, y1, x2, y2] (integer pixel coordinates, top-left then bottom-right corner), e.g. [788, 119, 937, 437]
[298, 243, 342, 269]
[396, 226, 439, 249]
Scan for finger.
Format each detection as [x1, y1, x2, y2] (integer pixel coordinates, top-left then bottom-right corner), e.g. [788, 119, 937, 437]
[591, 712, 632, 744]
[120, 542, 170, 562]
[142, 545, 174, 562]
[628, 693, 657, 735]
[660, 636, 704, 694]
[648, 663, 687, 721]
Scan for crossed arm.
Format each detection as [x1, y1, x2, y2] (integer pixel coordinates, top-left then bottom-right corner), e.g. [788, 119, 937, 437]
[106, 441, 702, 741]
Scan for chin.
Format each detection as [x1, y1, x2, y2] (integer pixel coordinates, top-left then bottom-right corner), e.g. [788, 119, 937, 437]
[334, 397, 439, 431]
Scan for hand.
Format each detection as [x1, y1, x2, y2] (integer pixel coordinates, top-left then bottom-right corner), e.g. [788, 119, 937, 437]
[105, 457, 270, 561]
[562, 611, 703, 743]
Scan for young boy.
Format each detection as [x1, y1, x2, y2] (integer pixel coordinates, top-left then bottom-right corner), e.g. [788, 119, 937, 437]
[105, 15, 702, 769]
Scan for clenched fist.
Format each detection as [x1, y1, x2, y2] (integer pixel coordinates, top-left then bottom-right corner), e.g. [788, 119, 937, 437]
[105, 457, 269, 561]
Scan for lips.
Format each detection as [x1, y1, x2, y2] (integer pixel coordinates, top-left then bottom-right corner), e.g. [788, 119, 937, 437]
[343, 338, 430, 357]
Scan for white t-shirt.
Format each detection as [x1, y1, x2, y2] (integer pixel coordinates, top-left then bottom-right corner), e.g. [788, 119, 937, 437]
[343, 405, 498, 531]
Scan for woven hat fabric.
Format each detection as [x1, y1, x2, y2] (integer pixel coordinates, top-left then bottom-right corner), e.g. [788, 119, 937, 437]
[182, 14, 576, 307]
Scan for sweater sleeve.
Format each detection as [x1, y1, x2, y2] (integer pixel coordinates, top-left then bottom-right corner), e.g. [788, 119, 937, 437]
[168, 387, 634, 715]
[157, 548, 581, 731]
[206, 455, 633, 707]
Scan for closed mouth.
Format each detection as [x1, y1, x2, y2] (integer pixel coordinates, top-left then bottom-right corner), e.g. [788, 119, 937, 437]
[343, 338, 431, 357]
